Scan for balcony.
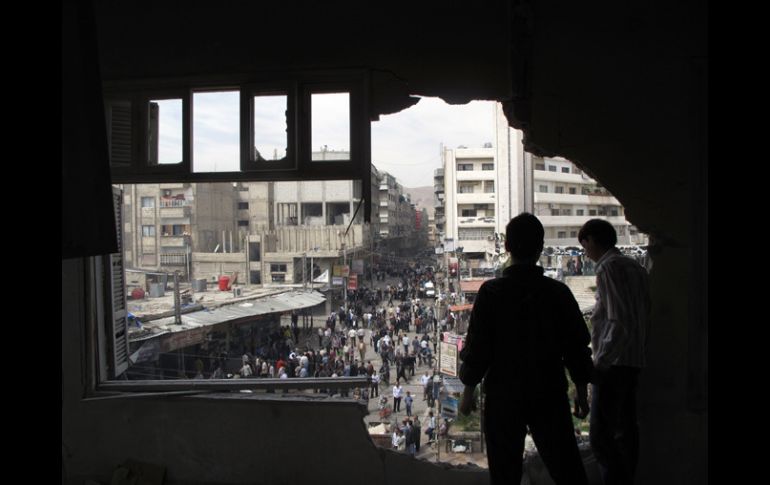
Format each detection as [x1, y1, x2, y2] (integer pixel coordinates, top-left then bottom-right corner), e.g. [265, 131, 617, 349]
[534, 170, 594, 184]
[539, 215, 629, 227]
[159, 198, 191, 208]
[159, 206, 191, 218]
[456, 193, 495, 204]
[458, 216, 495, 227]
[160, 253, 187, 265]
[160, 236, 189, 247]
[534, 192, 619, 205]
[456, 171, 495, 182]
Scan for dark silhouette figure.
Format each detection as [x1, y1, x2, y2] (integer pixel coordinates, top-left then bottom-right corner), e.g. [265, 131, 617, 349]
[459, 213, 593, 485]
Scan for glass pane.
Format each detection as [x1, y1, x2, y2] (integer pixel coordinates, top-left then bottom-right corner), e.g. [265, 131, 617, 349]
[148, 99, 183, 165]
[193, 91, 240, 172]
[253, 94, 288, 161]
[311, 92, 350, 161]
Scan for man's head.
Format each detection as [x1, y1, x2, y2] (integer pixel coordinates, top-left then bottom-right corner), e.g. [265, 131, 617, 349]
[505, 213, 544, 264]
[578, 219, 617, 261]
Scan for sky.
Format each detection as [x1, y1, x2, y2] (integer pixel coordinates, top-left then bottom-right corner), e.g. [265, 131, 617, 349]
[372, 97, 496, 187]
[153, 92, 497, 187]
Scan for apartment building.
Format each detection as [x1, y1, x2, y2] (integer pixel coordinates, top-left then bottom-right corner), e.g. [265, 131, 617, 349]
[440, 104, 532, 264]
[376, 170, 417, 251]
[532, 156, 648, 246]
[121, 183, 238, 277]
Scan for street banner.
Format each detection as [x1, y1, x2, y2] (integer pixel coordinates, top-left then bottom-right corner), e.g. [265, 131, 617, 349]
[332, 276, 344, 286]
[348, 273, 358, 290]
[352, 259, 364, 274]
[440, 341, 458, 377]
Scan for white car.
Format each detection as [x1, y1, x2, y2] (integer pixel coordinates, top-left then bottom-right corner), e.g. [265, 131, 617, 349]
[423, 281, 436, 297]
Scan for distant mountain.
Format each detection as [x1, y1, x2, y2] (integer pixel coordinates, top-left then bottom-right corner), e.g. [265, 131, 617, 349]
[404, 186, 435, 218]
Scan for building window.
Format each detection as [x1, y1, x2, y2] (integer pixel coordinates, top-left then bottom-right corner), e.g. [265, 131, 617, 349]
[193, 90, 240, 172]
[598, 208, 607, 216]
[539, 185, 548, 193]
[277, 203, 298, 226]
[535, 163, 545, 170]
[461, 209, 477, 217]
[589, 210, 597, 216]
[249, 242, 261, 261]
[271, 263, 288, 272]
[576, 209, 584, 216]
[271, 274, 286, 283]
[562, 167, 570, 173]
[570, 231, 577, 237]
[458, 183, 476, 194]
[141, 197, 155, 208]
[555, 186, 564, 194]
[569, 187, 577, 194]
[610, 209, 619, 217]
[548, 165, 557, 172]
[484, 181, 495, 193]
[311, 92, 350, 161]
[238, 202, 249, 210]
[250, 270, 261, 284]
[238, 220, 249, 227]
[551, 209, 560, 216]
[562, 208, 572, 216]
[457, 163, 474, 171]
[142, 225, 155, 237]
[482, 163, 494, 171]
[557, 231, 567, 238]
[148, 99, 183, 165]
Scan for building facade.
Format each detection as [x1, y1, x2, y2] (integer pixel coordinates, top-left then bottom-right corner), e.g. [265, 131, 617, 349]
[532, 156, 648, 246]
[440, 104, 532, 265]
[121, 182, 238, 278]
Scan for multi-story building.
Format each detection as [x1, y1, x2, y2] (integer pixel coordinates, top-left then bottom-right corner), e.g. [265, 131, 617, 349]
[532, 156, 648, 246]
[440, 104, 532, 266]
[376, 170, 417, 251]
[121, 182, 238, 277]
[433, 167, 445, 244]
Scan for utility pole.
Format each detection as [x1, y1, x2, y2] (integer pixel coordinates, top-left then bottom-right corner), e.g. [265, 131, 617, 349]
[342, 242, 348, 312]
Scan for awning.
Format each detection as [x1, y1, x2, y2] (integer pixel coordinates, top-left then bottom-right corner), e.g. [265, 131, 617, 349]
[459, 280, 487, 293]
[448, 303, 473, 312]
[129, 290, 326, 345]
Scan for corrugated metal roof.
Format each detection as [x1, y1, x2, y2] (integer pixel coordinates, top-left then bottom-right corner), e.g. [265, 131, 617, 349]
[131, 290, 326, 339]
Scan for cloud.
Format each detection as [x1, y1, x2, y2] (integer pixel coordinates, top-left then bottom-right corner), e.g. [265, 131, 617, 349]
[372, 98, 496, 187]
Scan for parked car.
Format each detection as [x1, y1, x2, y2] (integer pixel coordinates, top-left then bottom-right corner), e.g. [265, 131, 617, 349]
[422, 281, 436, 298]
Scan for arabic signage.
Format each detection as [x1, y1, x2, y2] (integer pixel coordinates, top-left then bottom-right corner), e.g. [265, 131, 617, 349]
[348, 273, 358, 290]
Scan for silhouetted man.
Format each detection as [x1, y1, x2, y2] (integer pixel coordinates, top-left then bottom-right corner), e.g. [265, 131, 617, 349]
[459, 213, 592, 485]
[579, 219, 650, 485]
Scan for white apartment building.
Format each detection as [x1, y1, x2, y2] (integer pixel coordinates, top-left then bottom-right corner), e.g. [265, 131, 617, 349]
[532, 156, 648, 246]
[441, 104, 532, 264]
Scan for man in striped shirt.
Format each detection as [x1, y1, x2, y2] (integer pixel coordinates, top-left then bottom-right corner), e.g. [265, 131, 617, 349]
[579, 219, 651, 485]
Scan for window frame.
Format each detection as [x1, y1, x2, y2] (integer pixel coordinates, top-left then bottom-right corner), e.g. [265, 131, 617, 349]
[88, 70, 374, 397]
[103, 70, 371, 195]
